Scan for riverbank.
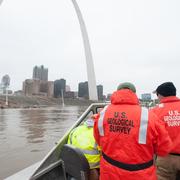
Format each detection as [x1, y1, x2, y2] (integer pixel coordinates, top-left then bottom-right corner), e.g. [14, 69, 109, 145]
[0, 95, 99, 108]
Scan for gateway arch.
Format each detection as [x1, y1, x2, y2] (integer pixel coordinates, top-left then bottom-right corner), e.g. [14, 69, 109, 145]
[71, 0, 98, 101]
[0, 0, 98, 100]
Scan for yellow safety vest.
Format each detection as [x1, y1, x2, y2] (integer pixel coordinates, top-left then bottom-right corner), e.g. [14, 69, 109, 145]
[68, 124, 100, 169]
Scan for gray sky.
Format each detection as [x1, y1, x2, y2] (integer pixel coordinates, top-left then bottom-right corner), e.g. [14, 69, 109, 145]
[0, 0, 180, 98]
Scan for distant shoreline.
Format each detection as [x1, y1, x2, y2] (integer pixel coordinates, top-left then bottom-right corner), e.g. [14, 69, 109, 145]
[0, 95, 100, 109]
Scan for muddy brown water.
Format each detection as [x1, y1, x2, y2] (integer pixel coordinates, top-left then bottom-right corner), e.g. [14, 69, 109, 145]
[0, 105, 88, 179]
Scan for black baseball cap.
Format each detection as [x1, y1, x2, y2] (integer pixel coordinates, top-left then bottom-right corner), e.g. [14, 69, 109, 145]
[153, 82, 176, 97]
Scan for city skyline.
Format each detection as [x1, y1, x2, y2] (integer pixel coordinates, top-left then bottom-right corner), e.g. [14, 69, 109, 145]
[11, 64, 104, 99]
[0, 69, 105, 95]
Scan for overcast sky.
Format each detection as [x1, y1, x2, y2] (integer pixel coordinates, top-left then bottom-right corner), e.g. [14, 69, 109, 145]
[0, 0, 180, 98]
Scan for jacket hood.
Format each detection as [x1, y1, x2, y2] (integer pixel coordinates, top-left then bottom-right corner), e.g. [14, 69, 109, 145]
[110, 89, 139, 105]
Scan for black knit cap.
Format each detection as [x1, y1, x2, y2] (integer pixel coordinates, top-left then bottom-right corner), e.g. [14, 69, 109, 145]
[154, 82, 176, 97]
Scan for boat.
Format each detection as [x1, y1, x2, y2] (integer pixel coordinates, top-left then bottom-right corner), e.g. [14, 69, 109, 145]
[5, 102, 180, 180]
[5, 102, 108, 180]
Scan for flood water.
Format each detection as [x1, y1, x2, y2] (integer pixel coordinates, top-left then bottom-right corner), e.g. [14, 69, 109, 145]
[0, 105, 88, 179]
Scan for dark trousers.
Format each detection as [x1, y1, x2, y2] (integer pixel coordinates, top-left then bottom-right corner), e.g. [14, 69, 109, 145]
[156, 155, 180, 180]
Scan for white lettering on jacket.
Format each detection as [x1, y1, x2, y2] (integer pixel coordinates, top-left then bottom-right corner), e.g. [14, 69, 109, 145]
[164, 110, 180, 127]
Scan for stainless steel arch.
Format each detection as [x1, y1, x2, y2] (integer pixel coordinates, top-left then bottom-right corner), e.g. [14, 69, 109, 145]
[71, 0, 98, 101]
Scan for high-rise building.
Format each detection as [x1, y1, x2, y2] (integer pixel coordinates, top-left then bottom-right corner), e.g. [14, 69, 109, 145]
[78, 81, 89, 99]
[23, 79, 40, 96]
[33, 65, 48, 81]
[54, 79, 66, 98]
[47, 81, 54, 97]
[97, 85, 103, 100]
[23, 79, 54, 97]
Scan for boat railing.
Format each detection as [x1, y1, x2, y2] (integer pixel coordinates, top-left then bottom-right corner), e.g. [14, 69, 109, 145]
[30, 102, 108, 179]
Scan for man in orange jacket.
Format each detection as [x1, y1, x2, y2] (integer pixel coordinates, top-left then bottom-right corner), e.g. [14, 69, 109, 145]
[151, 82, 180, 180]
[93, 82, 172, 180]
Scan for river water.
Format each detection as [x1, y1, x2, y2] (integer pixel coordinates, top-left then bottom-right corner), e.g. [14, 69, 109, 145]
[0, 105, 88, 179]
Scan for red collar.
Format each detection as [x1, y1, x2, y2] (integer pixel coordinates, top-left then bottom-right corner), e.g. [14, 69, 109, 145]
[160, 96, 180, 103]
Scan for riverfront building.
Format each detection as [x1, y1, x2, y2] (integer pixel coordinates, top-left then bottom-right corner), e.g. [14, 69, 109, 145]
[33, 65, 48, 81]
[97, 85, 103, 100]
[23, 79, 54, 97]
[78, 81, 104, 100]
[23, 65, 54, 97]
[78, 81, 89, 99]
[54, 79, 66, 98]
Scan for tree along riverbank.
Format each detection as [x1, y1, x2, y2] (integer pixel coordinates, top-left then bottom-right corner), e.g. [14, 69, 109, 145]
[0, 95, 100, 109]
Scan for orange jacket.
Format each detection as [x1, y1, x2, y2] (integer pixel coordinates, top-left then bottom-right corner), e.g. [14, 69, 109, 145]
[151, 96, 180, 154]
[94, 89, 172, 180]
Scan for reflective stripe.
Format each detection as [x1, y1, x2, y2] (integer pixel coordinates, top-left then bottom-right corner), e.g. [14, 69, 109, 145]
[158, 103, 164, 108]
[81, 149, 100, 155]
[139, 107, 148, 144]
[89, 161, 100, 169]
[98, 105, 109, 136]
